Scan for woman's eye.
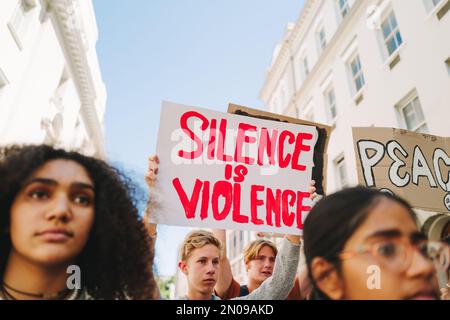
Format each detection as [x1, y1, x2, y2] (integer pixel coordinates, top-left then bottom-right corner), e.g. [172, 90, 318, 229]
[29, 190, 49, 200]
[377, 243, 397, 258]
[73, 194, 92, 206]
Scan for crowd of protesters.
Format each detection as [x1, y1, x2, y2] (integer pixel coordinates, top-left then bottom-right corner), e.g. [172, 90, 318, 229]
[0, 144, 449, 300]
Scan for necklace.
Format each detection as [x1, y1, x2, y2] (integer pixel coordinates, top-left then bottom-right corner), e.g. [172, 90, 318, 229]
[1, 282, 79, 300]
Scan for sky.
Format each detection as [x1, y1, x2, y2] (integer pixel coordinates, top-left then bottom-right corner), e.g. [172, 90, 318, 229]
[93, 0, 305, 277]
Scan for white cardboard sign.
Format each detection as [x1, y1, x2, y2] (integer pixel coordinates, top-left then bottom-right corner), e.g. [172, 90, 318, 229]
[151, 101, 320, 235]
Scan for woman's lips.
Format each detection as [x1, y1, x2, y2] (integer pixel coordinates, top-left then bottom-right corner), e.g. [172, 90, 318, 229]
[36, 229, 73, 242]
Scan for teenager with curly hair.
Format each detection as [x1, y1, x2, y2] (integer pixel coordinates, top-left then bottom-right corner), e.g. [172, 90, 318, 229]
[0, 145, 158, 300]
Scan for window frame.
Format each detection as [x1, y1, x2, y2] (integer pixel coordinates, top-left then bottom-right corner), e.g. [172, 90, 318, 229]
[338, 0, 350, 19]
[335, 155, 349, 190]
[349, 54, 365, 94]
[380, 11, 403, 58]
[324, 86, 338, 125]
[317, 26, 327, 54]
[399, 96, 428, 133]
[302, 55, 310, 80]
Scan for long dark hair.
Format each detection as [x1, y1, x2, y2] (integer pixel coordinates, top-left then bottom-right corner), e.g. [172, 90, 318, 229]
[303, 186, 417, 300]
[0, 145, 157, 299]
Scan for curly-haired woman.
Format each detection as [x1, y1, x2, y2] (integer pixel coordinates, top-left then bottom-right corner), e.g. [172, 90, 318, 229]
[0, 145, 158, 300]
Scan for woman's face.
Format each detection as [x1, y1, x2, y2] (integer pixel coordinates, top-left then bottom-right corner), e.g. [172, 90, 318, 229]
[338, 198, 440, 300]
[8, 159, 95, 267]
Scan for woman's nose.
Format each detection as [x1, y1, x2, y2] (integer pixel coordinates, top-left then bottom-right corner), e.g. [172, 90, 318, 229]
[45, 195, 72, 222]
[406, 248, 436, 279]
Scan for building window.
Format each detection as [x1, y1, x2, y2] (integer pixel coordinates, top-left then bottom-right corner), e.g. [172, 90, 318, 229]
[349, 55, 365, 93]
[335, 156, 349, 189]
[324, 87, 337, 124]
[317, 26, 327, 54]
[7, 0, 36, 50]
[400, 96, 428, 133]
[302, 56, 310, 80]
[338, 0, 350, 18]
[381, 12, 403, 56]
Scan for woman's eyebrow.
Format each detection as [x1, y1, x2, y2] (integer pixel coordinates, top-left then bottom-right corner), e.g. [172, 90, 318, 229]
[23, 177, 57, 187]
[23, 178, 94, 190]
[71, 182, 94, 190]
[364, 229, 402, 241]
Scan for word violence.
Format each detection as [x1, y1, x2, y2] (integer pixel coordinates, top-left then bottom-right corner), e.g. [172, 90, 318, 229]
[172, 165, 311, 230]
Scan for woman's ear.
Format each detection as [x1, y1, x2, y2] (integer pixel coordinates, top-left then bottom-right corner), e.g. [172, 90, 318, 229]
[310, 257, 345, 300]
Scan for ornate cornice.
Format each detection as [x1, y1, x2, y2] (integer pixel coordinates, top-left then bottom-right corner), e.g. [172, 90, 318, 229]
[47, 0, 106, 158]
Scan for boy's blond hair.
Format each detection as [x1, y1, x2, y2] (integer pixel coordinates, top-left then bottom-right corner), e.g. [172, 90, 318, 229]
[243, 239, 278, 264]
[180, 230, 222, 262]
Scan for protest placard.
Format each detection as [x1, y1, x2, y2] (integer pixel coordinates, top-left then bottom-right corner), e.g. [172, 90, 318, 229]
[353, 127, 450, 213]
[150, 101, 330, 235]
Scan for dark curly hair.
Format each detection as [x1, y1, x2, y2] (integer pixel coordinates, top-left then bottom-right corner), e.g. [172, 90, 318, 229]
[0, 145, 157, 299]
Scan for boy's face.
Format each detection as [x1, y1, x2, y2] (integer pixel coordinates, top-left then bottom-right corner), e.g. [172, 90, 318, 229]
[179, 244, 220, 296]
[246, 245, 276, 285]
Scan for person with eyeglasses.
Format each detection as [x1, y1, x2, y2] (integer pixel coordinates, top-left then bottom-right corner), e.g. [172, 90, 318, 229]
[439, 235, 450, 300]
[302, 186, 445, 300]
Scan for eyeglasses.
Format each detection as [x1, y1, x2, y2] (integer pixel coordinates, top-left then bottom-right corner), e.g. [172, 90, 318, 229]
[338, 238, 450, 274]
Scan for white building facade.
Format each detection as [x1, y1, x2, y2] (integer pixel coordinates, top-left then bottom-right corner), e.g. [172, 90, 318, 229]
[260, 0, 450, 195]
[0, 0, 106, 158]
[226, 0, 450, 284]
